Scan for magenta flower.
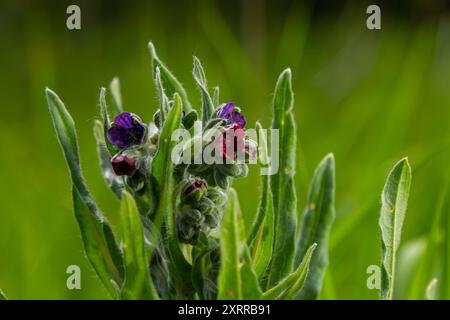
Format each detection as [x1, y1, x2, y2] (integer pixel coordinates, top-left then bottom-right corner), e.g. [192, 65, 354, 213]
[217, 102, 246, 128]
[216, 124, 246, 161]
[107, 112, 145, 149]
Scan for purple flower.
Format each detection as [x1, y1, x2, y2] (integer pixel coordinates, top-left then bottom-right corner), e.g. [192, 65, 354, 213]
[107, 112, 145, 149]
[217, 102, 246, 128]
[111, 154, 138, 176]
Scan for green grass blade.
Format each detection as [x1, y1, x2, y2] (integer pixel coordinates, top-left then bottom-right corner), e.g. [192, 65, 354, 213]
[218, 189, 262, 299]
[0, 289, 7, 300]
[295, 154, 335, 299]
[248, 122, 274, 279]
[93, 121, 124, 198]
[148, 42, 192, 112]
[46, 88, 124, 298]
[426, 278, 438, 300]
[267, 69, 298, 287]
[193, 56, 215, 123]
[379, 158, 412, 300]
[408, 171, 449, 299]
[119, 191, 159, 299]
[441, 177, 450, 299]
[109, 77, 123, 113]
[262, 243, 316, 300]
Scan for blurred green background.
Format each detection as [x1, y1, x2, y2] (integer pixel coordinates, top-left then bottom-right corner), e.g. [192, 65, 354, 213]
[1, 0, 450, 299]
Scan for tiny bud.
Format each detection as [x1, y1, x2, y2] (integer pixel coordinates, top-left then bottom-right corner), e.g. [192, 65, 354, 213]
[183, 179, 207, 202]
[111, 154, 137, 176]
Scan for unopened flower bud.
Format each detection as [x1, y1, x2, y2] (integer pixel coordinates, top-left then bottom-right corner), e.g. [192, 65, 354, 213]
[183, 179, 207, 202]
[111, 154, 137, 176]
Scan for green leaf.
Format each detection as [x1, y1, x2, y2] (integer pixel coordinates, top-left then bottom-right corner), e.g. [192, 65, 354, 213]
[295, 153, 336, 299]
[151, 94, 194, 298]
[218, 189, 262, 300]
[154, 67, 168, 123]
[98, 87, 116, 156]
[72, 188, 122, 298]
[267, 69, 297, 287]
[379, 158, 412, 300]
[46, 88, 124, 298]
[0, 289, 7, 300]
[248, 122, 274, 279]
[193, 56, 215, 123]
[93, 120, 125, 198]
[109, 77, 123, 113]
[148, 42, 192, 112]
[191, 234, 219, 300]
[262, 243, 316, 300]
[119, 191, 159, 299]
[212, 86, 220, 107]
[426, 278, 438, 300]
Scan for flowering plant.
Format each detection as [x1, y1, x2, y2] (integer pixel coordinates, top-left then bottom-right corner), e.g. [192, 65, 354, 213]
[35, 43, 411, 300]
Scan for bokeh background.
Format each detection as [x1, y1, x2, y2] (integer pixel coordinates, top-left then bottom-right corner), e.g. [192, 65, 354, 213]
[1, 0, 450, 299]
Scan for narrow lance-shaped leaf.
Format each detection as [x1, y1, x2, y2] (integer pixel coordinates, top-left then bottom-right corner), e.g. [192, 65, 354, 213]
[193, 56, 215, 123]
[379, 158, 412, 300]
[247, 122, 274, 279]
[46, 88, 124, 298]
[155, 67, 168, 123]
[295, 154, 335, 299]
[151, 94, 194, 298]
[262, 243, 316, 300]
[98, 87, 116, 156]
[218, 189, 262, 300]
[109, 77, 123, 113]
[148, 42, 192, 112]
[267, 69, 297, 287]
[120, 191, 159, 299]
[212, 86, 220, 107]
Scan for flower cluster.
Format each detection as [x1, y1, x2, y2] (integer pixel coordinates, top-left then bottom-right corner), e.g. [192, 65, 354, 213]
[104, 101, 256, 245]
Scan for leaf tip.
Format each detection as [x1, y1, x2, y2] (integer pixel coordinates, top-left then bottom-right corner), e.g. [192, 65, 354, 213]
[148, 41, 156, 57]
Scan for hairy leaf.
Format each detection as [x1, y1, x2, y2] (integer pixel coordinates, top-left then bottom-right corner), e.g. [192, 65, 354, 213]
[151, 94, 194, 298]
[379, 158, 412, 300]
[193, 56, 215, 123]
[46, 88, 124, 298]
[148, 42, 192, 112]
[267, 69, 297, 287]
[263, 243, 316, 299]
[295, 153, 335, 299]
[120, 191, 159, 299]
[218, 189, 262, 300]
[248, 122, 274, 279]
[109, 77, 123, 113]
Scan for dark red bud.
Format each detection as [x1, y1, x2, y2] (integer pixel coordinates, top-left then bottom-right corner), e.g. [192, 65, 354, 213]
[111, 154, 137, 176]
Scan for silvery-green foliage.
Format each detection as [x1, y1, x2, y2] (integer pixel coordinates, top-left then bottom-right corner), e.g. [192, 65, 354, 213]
[295, 154, 336, 299]
[379, 158, 412, 300]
